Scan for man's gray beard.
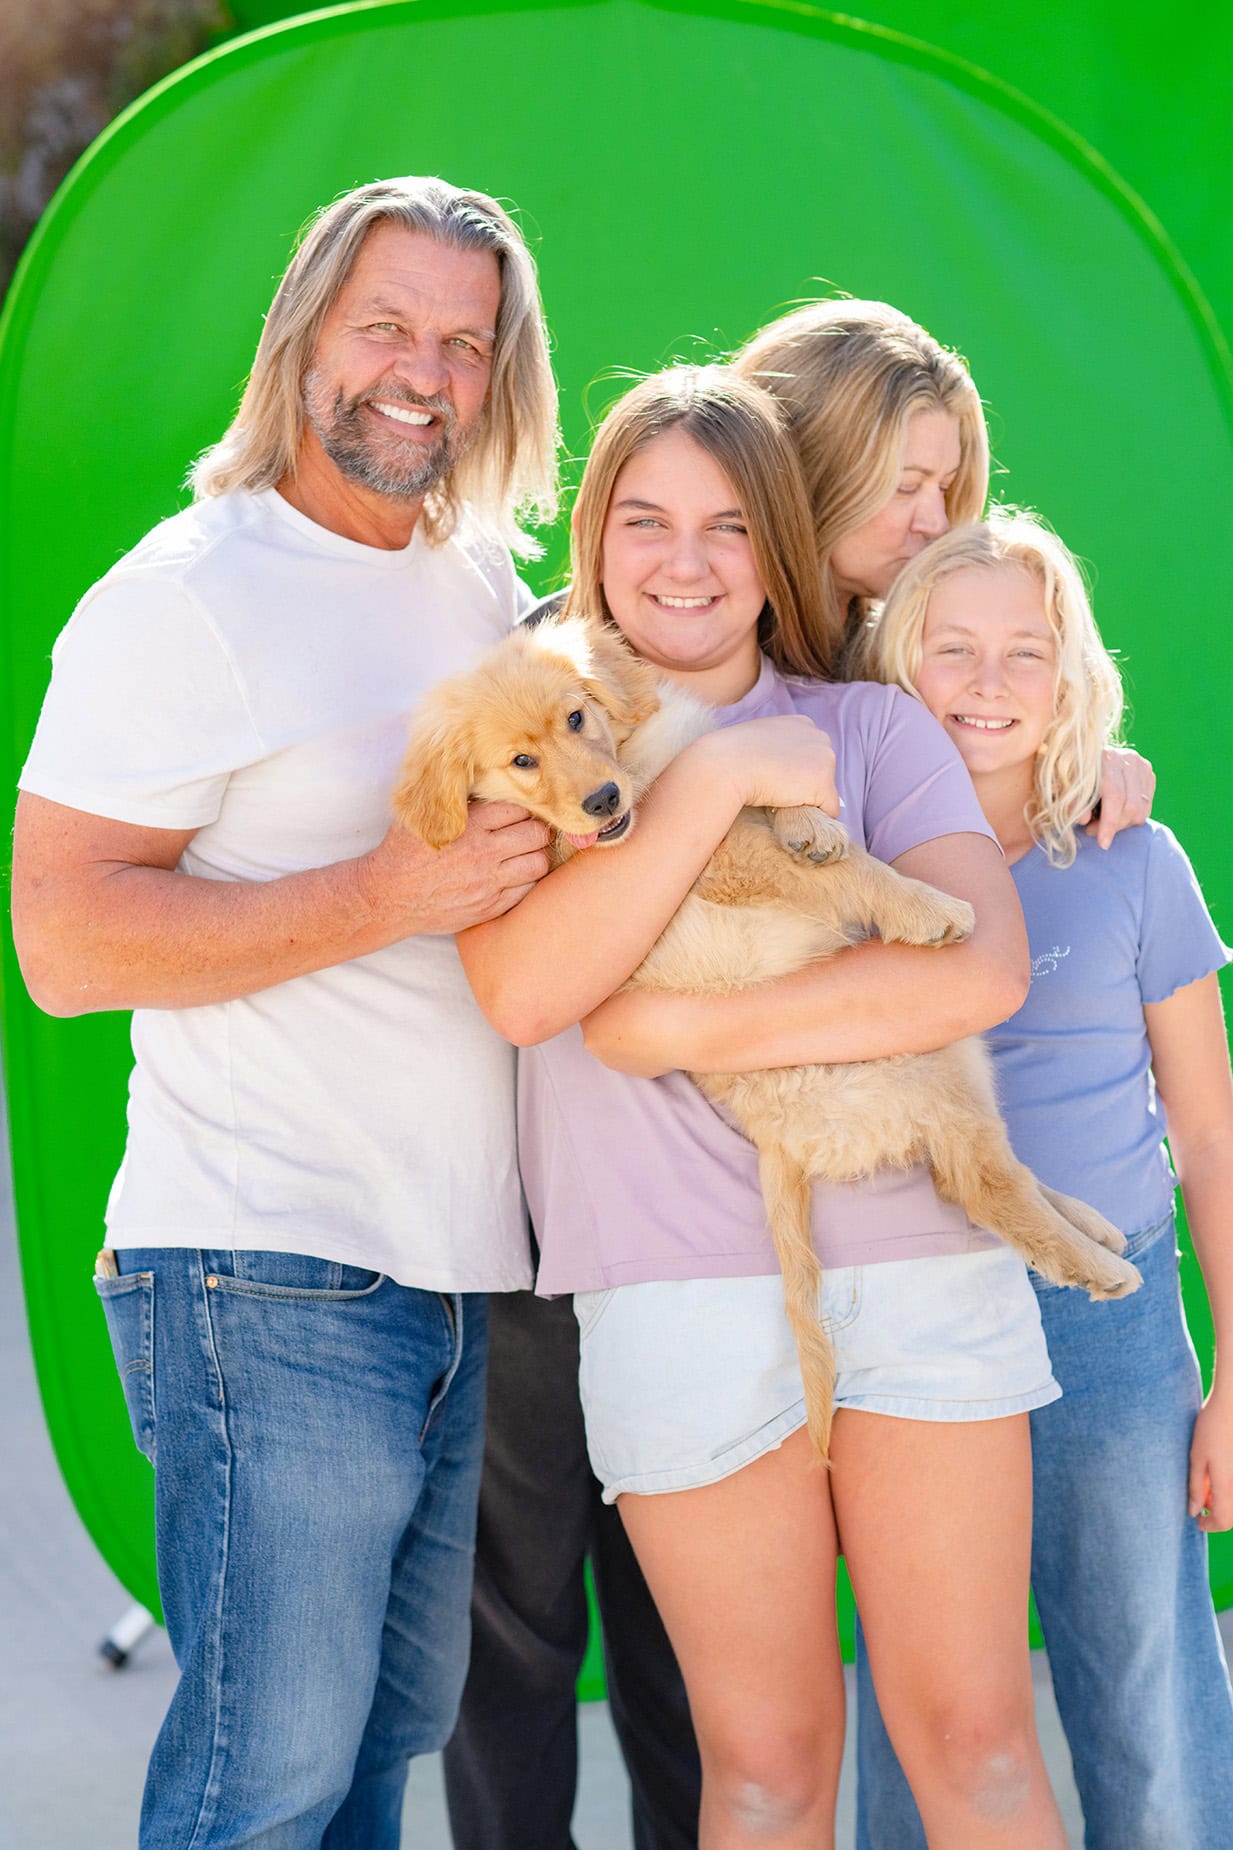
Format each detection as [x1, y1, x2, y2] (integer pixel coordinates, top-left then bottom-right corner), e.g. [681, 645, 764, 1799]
[303, 371, 477, 501]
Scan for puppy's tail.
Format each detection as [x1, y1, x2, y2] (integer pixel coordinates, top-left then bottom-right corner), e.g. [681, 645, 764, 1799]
[758, 1149, 836, 1465]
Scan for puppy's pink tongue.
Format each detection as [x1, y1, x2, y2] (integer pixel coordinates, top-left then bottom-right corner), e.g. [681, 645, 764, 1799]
[562, 830, 600, 850]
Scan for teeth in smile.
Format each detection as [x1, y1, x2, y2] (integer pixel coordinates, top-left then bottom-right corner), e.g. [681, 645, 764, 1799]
[955, 716, 1015, 730]
[372, 401, 433, 426]
[654, 595, 714, 608]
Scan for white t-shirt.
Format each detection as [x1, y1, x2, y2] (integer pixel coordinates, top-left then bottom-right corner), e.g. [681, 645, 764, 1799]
[20, 487, 534, 1290]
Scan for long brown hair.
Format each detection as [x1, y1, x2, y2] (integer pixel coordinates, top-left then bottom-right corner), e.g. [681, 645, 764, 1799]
[565, 365, 841, 680]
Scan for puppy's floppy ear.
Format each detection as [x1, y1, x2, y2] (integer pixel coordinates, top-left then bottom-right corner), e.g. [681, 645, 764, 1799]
[579, 623, 661, 729]
[391, 694, 476, 848]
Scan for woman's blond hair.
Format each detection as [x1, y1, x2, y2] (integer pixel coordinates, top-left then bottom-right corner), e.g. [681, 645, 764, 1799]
[870, 510, 1124, 865]
[732, 300, 988, 673]
[564, 365, 841, 681]
[190, 177, 558, 555]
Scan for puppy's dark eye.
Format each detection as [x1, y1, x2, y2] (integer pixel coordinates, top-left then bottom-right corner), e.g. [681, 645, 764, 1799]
[567, 709, 584, 731]
[512, 753, 538, 769]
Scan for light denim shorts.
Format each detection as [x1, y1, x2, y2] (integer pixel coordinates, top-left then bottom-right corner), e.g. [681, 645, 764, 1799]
[574, 1244, 1060, 1502]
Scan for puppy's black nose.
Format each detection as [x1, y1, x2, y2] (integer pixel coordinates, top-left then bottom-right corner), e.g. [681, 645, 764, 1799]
[582, 782, 622, 818]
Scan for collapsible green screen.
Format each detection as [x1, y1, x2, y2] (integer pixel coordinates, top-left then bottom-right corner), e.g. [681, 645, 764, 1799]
[2, 0, 1231, 1646]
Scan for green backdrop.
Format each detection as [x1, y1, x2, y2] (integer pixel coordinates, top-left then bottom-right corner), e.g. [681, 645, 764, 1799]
[2, 0, 1231, 1665]
[227, 0, 1233, 358]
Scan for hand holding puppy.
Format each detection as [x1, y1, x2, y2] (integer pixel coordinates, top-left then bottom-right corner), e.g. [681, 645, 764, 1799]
[362, 804, 551, 935]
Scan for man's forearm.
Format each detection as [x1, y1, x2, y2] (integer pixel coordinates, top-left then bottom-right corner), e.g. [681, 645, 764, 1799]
[17, 854, 400, 1015]
[12, 791, 550, 1017]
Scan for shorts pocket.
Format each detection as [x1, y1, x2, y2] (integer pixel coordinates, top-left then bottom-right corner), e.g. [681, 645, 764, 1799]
[821, 1268, 863, 1336]
[95, 1271, 156, 1462]
[202, 1250, 386, 1300]
[573, 1288, 615, 1340]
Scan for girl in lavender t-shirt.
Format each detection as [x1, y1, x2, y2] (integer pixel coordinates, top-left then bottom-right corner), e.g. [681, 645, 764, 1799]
[857, 509, 1233, 1848]
[461, 369, 1076, 1847]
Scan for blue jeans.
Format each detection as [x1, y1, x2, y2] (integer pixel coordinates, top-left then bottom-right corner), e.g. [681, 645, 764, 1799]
[96, 1247, 487, 1850]
[855, 1220, 1233, 1850]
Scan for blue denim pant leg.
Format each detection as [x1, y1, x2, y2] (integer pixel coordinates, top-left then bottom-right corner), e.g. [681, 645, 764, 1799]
[324, 1290, 487, 1850]
[854, 1219, 1233, 1850]
[1028, 1221, 1233, 1849]
[96, 1248, 487, 1850]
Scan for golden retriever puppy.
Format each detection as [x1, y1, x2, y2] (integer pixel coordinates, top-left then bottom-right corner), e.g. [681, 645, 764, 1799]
[394, 616, 1139, 1460]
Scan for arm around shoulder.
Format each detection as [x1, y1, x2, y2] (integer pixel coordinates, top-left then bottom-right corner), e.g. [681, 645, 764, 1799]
[1086, 744, 1156, 847]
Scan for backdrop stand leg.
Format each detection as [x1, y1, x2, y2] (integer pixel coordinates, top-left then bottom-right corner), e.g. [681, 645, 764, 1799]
[98, 1602, 156, 1669]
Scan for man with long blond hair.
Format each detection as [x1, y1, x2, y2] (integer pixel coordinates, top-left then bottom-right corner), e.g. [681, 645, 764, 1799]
[12, 175, 559, 1849]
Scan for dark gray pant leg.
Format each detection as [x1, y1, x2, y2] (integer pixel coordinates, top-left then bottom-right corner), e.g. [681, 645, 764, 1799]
[443, 1290, 699, 1850]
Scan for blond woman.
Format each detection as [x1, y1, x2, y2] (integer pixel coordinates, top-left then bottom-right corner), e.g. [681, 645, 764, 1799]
[732, 299, 1154, 827]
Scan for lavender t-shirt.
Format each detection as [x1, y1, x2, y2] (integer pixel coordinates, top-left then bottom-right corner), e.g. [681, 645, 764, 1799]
[521, 656, 1003, 1295]
[989, 821, 1230, 1239]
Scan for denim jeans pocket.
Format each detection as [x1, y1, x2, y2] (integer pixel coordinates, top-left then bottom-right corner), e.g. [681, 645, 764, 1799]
[201, 1250, 386, 1300]
[1121, 1211, 1175, 1265]
[95, 1271, 156, 1462]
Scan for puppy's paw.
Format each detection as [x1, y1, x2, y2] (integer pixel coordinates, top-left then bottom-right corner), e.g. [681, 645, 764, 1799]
[1031, 1237, 1141, 1300]
[1082, 1251, 1142, 1301]
[881, 884, 975, 947]
[926, 894, 976, 945]
[1040, 1186, 1126, 1254]
[771, 806, 850, 865]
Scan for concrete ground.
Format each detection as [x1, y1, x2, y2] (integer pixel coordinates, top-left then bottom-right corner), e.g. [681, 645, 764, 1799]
[3, 1110, 1226, 1847]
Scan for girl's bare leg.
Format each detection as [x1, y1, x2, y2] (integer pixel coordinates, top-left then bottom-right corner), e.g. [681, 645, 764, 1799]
[619, 1427, 844, 1849]
[831, 1410, 1066, 1850]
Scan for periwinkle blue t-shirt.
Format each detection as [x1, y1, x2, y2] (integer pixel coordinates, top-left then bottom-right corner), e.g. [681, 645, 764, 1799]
[988, 820, 1230, 1240]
